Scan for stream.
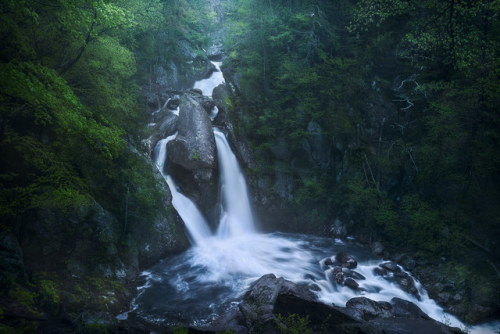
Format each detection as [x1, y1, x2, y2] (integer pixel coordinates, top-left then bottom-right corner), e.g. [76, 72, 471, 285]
[126, 61, 499, 334]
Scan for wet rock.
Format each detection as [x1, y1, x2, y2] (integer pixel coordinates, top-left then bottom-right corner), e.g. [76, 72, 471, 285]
[402, 257, 416, 271]
[344, 278, 359, 290]
[330, 218, 347, 238]
[390, 298, 429, 319]
[167, 92, 217, 208]
[373, 267, 388, 276]
[394, 272, 419, 299]
[335, 252, 358, 269]
[237, 274, 316, 331]
[207, 43, 224, 60]
[324, 258, 334, 266]
[167, 97, 180, 110]
[190, 88, 203, 95]
[333, 266, 344, 284]
[343, 269, 366, 280]
[380, 261, 400, 272]
[346, 297, 393, 321]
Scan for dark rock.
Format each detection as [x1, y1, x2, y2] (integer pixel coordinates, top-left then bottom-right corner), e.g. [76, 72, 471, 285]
[402, 257, 416, 271]
[207, 43, 224, 60]
[330, 218, 347, 238]
[380, 261, 401, 272]
[212, 275, 461, 334]
[343, 269, 366, 280]
[394, 272, 420, 299]
[335, 252, 358, 269]
[368, 317, 462, 334]
[390, 298, 429, 320]
[237, 274, 316, 331]
[190, 88, 203, 95]
[234, 274, 378, 334]
[346, 297, 393, 321]
[332, 266, 344, 284]
[324, 258, 334, 266]
[344, 278, 360, 290]
[373, 267, 388, 276]
[167, 97, 180, 110]
[167, 92, 217, 212]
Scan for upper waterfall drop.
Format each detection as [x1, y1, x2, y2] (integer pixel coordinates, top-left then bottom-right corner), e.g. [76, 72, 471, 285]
[193, 61, 225, 97]
[214, 128, 256, 237]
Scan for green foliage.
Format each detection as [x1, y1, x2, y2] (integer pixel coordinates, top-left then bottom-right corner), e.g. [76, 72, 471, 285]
[224, 0, 500, 264]
[275, 314, 312, 334]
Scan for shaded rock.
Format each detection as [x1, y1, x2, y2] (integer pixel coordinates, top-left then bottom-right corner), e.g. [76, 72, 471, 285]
[394, 272, 419, 299]
[330, 218, 347, 238]
[344, 278, 360, 290]
[346, 297, 393, 321]
[336, 252, 358, 269]
[380, 261, 401, 272]
[324, 257, 334, 266]
[207, 43, 224, 60]
[237, 274, 316, 331]
[333, 266, 344, 284]
[402, 257, 416, 271]
[167, 92, 217, 213]
[368, 317, 462, 334]
[167, 97, 180, 110]
[343, 269, 366, 281]
[390, 298, 429, 320]
[373, 267, 388, 276]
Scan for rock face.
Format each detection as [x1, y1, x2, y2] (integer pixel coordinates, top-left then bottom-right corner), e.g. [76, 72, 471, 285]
[211, 274, 375, 334]
[209, 274, 461, 334]
[167, 91, 218, 216]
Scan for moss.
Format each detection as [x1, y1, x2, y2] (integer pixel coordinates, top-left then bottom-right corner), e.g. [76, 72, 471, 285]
[8, 284, 38, 315]
[275, 314, 312, 334]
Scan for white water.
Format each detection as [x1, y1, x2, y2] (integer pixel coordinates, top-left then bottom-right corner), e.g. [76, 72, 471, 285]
[193, 61, 225, 97]
[153, 134, 211, 245]
[214, 128, 255, 238]
[140, 59, 499, 333]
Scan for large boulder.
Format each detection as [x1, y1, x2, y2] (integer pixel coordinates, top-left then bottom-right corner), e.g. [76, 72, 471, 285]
[167, 91, 218, 216]
[346, 297, 393, 321]
[212, 274, 376, 333]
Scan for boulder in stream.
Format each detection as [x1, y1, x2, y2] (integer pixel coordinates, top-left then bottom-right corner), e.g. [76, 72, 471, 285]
[167, 91, 218, 215]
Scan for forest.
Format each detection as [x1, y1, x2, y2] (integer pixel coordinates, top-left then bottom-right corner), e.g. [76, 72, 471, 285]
[0, 0, 499, 332]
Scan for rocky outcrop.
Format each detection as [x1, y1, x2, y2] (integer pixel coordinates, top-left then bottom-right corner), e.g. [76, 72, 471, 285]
[208, 274, 462, 334]
[167, 91, 218, 216]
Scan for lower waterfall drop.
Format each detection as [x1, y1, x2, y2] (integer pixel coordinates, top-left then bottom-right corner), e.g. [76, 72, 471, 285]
[214, 128, 255, 238]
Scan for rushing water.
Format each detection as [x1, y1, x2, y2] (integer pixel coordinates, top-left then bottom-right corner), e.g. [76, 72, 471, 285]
[133, 58, 500, 334]
[153, 134, 211, 244]
[214, 128, 255, 238]
[193, 61, 225, 97]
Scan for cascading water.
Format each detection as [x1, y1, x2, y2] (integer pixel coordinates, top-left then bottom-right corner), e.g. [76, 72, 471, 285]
[193, 61, 225, 97]
[214, 128, 255, 237]
[130, 57, 500, 334]
[153, 133, 211, 245]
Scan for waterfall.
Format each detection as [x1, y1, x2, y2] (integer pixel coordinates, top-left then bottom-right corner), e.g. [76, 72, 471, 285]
[153, 134, 211, 245]
[214, 128, 256, 237]
[193, 61, 225, 97]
